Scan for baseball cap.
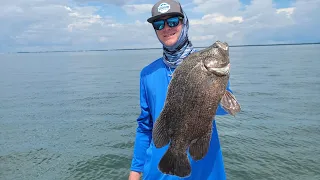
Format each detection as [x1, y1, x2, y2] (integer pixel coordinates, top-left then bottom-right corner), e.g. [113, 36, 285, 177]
[147, 0, 184, 23]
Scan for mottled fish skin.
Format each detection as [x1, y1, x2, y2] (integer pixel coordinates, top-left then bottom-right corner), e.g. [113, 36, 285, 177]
[152, 41, 239, 178]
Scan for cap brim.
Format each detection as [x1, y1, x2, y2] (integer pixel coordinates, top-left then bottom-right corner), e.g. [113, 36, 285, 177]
[147, 12, 184, 23]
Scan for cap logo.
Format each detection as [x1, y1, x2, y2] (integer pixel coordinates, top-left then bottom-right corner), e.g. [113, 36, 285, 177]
[158, 3, 170, 13]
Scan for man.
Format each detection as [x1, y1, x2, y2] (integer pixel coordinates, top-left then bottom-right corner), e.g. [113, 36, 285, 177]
[129, 0, 232, 179]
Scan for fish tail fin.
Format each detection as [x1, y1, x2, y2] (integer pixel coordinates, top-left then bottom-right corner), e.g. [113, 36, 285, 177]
[158, 147, 191, 178]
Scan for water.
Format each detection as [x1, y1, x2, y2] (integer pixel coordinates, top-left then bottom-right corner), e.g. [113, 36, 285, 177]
[0, 45, 319, 180]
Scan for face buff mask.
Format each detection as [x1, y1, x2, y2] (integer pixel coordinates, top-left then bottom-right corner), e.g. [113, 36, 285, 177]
[157, 10, 196, 69]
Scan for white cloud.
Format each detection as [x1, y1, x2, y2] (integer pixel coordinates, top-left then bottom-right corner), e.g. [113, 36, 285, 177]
[226, 31, 239, 39]
[190, 35, 216, 41]
[65, 6, 110, 32]
[187, 0, 320, 46]
[277, 7, 295, 18]
[72, 0, 129, 6]
[192, 0, 242, 16]
[122, 4, 153, 15]
[191, 14, 243, 25]
[0, 0, 319, 52]
[0, 0, 159, 52]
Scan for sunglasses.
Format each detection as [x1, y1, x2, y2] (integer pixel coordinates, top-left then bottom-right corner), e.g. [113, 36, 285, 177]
[152, 16, 183, 30]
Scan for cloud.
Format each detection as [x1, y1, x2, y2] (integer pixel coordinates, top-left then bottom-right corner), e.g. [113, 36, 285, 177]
[66, 6, 113, 32]
[192, 0, 243, 16]
[190, 35, 216, 41]
[277, 8, 295, 18]
[191, 14, 243, 25]
[1, 3, 108, 48]
[187, 0, 320, 46]
[283, 0, 320, 42]
[72, 0, 129, 6]
[0, 0, 159, 52]
[122, 4, 153, 15]
[0, 0, 319, 52]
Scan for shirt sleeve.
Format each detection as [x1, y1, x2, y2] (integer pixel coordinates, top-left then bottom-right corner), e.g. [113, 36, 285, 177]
[216, 80, 233, 115]
[130, 72, 153, 172]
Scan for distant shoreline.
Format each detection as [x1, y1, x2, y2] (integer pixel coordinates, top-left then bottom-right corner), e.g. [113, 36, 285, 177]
[7, 42, 320, 54]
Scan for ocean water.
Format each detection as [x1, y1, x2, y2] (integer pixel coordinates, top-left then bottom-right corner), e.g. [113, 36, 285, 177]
[0, 45, 319, 180]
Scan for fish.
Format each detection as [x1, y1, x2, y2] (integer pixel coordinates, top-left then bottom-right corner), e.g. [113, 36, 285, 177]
[152, 40, 241, 177]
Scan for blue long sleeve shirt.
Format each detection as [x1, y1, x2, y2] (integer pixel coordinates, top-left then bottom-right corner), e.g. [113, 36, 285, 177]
[130, 57, 232, 180]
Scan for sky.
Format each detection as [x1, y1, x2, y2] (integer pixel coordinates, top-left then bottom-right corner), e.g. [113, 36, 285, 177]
[1, 0, 319, 53]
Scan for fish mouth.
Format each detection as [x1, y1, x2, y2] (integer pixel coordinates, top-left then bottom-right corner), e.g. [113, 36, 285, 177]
[206, 63, 230, 76]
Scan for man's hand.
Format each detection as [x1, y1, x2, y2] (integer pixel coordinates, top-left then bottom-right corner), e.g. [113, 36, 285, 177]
[128, 171, 141, 180]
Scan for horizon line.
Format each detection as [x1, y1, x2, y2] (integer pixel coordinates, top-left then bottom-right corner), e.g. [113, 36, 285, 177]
[5, 42, 320, 54]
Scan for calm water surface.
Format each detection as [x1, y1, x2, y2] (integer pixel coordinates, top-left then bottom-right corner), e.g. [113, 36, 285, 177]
[0, 45, 319, 180]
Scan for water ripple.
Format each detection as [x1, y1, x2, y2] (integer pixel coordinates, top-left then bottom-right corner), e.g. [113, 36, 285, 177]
[66, 154, 131, 180]
[1, 46, 320, 180]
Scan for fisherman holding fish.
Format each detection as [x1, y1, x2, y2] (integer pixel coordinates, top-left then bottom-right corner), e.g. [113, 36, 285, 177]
[129, 0, 240, 179]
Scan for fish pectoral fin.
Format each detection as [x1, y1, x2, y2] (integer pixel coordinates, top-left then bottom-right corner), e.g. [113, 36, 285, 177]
[152, 116, 170, 148]
[189, 131, 212, 161]
[220, 90, 241, 116]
